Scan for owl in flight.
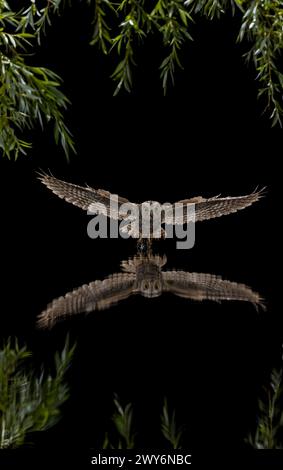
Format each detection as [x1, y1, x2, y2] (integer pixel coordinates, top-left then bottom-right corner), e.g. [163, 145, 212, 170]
[37, 251, 263, 328]
[39, 173, 264, 240]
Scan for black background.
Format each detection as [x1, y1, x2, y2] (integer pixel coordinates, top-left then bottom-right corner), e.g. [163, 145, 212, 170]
[0, 1, 280, 464]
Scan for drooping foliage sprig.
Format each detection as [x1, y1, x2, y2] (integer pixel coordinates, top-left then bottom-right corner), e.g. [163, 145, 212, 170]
[238, 0, 283, 126]
[91, 0, 283, 125]
[0, 0, 75, 159]
[92, 0, 194, 95]
[1, 0, 283, 161]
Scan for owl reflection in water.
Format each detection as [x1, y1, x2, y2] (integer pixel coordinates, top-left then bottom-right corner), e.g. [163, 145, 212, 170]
[37, 251, 264, 328]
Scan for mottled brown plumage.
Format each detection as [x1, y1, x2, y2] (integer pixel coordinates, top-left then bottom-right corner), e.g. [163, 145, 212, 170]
[38, 173, 265, 238]
[37, 252, 263, 329]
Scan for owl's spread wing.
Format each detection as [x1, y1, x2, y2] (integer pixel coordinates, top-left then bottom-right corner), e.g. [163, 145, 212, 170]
[39, 173, 133, 220]
[162, 271, 263, 306]
[37, 273, 136, 328]
[163, 188, 265, 224]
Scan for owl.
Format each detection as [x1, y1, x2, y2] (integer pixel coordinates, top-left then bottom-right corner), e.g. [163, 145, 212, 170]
[37, 251, 263, 328]
[38, 173, 265, 240]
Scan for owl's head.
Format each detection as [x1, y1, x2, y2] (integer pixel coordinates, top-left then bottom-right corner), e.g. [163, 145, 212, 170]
[140, 278, 163, 298]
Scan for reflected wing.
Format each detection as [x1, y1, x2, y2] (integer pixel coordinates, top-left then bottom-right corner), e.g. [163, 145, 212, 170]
[164, 188, 265, 224]
[162, 271, 263, 306]
[37, 273, 136, 328]
[38, 173, 133, 220]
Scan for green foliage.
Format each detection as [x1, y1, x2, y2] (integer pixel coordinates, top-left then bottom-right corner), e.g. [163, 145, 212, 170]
[103, 0, 194, 95]
[1, 0, 283, 160]
[238, 0, 283, 126]
[91, 0, 283, 124]
[0, 335, 75, 448]
[158, 1, 193, 93]
[103, 394, 135, 448]
[103, 395, 184, 449]
[0, 0, 75, 159]
[247, 368, 283, 449]
[18, 0, 65, 42]
[161, 397, 183, 449]
[187, 0, 235, 19]
[111, 0, 147, 95]
[90, 0, 116, 54]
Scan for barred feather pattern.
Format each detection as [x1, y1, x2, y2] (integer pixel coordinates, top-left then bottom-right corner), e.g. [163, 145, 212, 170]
[37, 273, 136, 328]
[37, 254, 264, 328]
[162, 271, 263, 306]
[39, 173, 265, 230]
[38, 173, 130, 220]
[164, 188, 265, 224]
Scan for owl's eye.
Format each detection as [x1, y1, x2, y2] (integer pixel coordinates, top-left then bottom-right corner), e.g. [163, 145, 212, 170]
[143, 282, 149, 290]
[154, 281, 160, 291]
